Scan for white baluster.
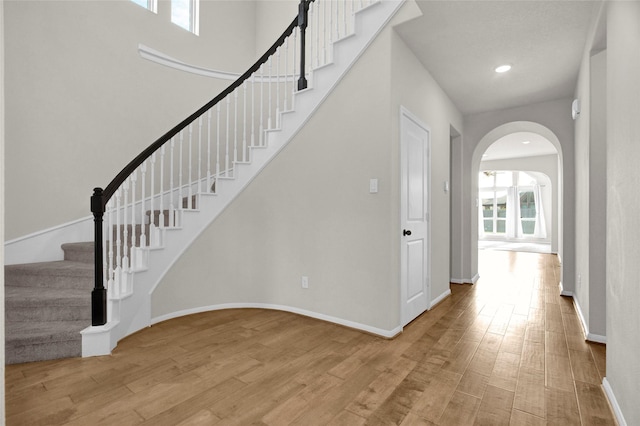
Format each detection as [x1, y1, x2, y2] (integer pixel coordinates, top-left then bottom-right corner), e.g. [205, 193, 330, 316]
[169, 138, 175, 227]
[225, 97, 230, 176]
[315, 1, 321, 69]
[178, 131, 183, 210]
[334, 0, 340, 40]
[293, 26, 299, 91]
[243, 82, 247, 162]
[284, 38, 289, 111]
[159, 145, 165, 228]
[114, 188, 122, 296]
[259, 63, 265, 146]
[107, 199, 114, 298]
[198, 116, 203, 193]
[268, 56, 273, 130]
[324, 0, 328, 65]
[130, 169, 137, 268]
[216, 103, 221, 180]
[122, 178, 130, 273]
[207, 110, 212, 192]
[276, 47, 281, 128]
[234, 90, 238, 166]
[251, 74, 256, 147]
[140, 161, 147, 248]
[149, 152, 158, 246]
[343, 0, 347, 38]
[188, 124, 193, 209]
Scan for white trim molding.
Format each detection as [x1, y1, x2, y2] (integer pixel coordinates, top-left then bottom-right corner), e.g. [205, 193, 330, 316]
[572, 294, 607, 344]
[4, 216, 93, 265]
[450, 273, 480, 285]
[430, 289, 451, 309]
[602, 378, 628, 426]
[559, 281, 573, 297]
[138, 44, 240, 80]
[151, 303, 403, 339]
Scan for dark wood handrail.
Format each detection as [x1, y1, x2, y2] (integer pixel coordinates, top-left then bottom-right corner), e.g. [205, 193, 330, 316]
[91, 2, 313, 326]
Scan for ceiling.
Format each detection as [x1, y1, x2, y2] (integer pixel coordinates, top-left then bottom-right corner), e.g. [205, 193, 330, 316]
[482, 131, 557, 161]
[395, 0, 600, 116]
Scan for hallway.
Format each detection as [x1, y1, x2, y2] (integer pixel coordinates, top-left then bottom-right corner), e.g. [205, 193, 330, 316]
[5, 251, 615, 425]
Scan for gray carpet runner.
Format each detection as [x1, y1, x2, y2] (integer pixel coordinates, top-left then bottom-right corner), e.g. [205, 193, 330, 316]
[4, 206, 182, 365]
[5, 242, 94, 364]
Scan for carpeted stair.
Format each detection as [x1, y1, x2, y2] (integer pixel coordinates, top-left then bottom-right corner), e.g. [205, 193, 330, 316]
[4, 204, 188, 364]
[5, 242, 95, 364]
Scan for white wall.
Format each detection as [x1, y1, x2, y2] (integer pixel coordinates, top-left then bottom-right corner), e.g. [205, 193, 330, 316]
[151, 2, 463, 334]
[461, 100, 575, 289]
[390, 28, 463, 299]
[4, 0, 257, 240]
[480, 154, 558, 250]
[255, 0, 298, 54]
[606, 2, 640, 424]
[572, 0, 607, 341]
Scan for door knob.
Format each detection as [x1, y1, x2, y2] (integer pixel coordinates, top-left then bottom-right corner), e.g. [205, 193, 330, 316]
[403, 229, 412, 236]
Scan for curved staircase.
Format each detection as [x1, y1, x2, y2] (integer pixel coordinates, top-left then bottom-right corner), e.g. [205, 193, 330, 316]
[5, 0, 404, 364]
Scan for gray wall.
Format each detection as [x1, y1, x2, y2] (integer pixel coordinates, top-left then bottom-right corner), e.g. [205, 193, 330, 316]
[152, 4, 463, 334]
[606, 1, 640, 424]
[4, 0, 258, 240]
[1, 0, 6, 419]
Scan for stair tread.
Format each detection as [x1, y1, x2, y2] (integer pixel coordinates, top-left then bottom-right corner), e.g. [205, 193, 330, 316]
[5, 286, 88, 305]
[6, 320, 87, 344]
[61, 242, 94, 251]
[5, 260, 93, 277]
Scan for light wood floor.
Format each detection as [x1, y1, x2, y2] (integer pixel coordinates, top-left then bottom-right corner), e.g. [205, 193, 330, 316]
[6, 251, 616, 425]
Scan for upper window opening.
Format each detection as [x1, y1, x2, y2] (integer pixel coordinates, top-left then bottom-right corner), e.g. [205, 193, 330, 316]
[172, 0, 200, 35]
[131, 0, 158, 13]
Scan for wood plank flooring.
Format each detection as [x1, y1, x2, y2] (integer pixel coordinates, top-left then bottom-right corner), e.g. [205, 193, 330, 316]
[5, 251, 617, 425]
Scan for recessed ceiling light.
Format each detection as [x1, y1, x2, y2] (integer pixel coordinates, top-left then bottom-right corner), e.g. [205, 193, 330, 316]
[522, 140, 531, 145]
[495, 65, 511, 73]
[482, 154, 488, 157]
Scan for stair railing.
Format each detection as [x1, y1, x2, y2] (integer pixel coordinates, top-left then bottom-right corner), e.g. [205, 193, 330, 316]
[90, 0, 376, 326]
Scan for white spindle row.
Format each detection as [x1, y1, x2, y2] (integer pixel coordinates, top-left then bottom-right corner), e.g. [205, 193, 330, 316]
[100, 0, 372, 300]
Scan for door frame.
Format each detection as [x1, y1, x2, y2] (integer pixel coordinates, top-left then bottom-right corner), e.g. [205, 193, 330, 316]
[399, 106, 432, 327]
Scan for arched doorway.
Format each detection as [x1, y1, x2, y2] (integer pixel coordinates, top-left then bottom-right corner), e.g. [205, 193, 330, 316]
[470, 122, 564, 285]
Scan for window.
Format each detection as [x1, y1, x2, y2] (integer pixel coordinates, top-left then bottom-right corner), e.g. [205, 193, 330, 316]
[131, 0, 157, 13]
[172, 0, 200, 35]
[479, 170, 547, 240]
[481, 189, 507, 234]
[519, 190, 536, 235]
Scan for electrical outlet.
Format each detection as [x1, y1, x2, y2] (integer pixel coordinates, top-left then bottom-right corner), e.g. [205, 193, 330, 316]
[301, 276, 309, 289]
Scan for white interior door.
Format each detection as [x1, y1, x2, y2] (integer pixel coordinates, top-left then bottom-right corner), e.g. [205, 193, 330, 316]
[400, 108, 430, 327]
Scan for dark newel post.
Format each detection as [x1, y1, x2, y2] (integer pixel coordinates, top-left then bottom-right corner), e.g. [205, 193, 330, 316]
[297, 0, 308, 90]
[91, 187, 107, 326]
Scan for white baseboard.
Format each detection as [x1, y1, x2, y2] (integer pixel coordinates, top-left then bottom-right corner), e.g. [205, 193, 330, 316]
[559, 281, 573, 297]
[151, 303, 403, 339]
[603, 377, 628, 426]
[4, 216, 93, 265]
[450, 273, 480, 285]
[430, 289, 451, 308]
[572, 294, 607, 344]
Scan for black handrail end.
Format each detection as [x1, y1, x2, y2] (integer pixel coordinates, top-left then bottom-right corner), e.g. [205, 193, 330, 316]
[91, 288, 107, 326]
[298, 78, 308, 91]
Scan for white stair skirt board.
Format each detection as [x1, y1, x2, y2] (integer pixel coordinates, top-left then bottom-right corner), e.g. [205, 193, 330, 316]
[82, 0, 406, 357]
[5, 216, 93, 265]
[572, 295, 607, 344]
[152, 303, 402, 339]
[602, 378, 629, 426]
[430, 289, 451, 309]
